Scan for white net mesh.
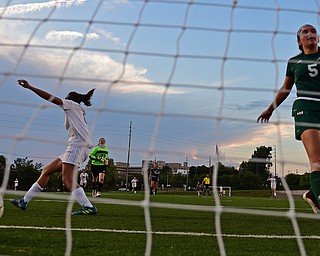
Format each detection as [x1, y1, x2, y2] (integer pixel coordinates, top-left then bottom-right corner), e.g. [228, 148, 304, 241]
[1, 1, 320, 255]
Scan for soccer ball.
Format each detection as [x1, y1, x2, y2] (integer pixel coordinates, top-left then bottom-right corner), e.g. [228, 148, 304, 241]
[0, 196, 4, 218]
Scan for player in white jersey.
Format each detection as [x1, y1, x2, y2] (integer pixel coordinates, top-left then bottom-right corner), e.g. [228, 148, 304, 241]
[80, 169, 89, 191]
[14, 178, 18, 191]
[131, 177, 139, 193]
[10, 79, 97, 215]
[267, 174, 277, 198]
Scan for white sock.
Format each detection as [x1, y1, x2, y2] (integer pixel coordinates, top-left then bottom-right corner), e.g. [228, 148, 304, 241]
[23, 182, 43, 203]
[72, 187, 93, 208]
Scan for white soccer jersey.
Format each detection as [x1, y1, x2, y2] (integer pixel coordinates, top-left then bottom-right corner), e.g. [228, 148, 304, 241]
[131, 178, 138, 188]
[80, 172, 89, 185]
[60, 99, 92, 148]
[268, 177, 277, 189]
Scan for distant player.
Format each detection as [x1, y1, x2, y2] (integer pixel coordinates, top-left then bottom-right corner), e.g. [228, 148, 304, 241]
[89, 137, 109, 197]
[131, 177, 139, 194]
[267, 174, 277, 198]
[202, 174, 211, 196]
[14, 178, 18, 191]
[149, 162, 160, 195]
[196, 181, 203, 196]
[10, 79, 97, 215]
[79, 169, 89, 191]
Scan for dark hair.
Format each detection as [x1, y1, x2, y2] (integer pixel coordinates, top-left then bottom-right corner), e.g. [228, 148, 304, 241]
[66, 89, 95, 106]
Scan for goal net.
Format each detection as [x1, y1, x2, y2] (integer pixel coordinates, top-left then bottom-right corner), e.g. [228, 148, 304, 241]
[0, 1, 319, 256]
[213, 186, 232, 197]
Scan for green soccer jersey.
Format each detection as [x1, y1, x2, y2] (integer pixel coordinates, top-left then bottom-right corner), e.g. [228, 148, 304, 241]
[287, 49, 320, 115]
[89, 146, 109, 166]
[286, 50, 320, 99]
[150, 168, 160, 178]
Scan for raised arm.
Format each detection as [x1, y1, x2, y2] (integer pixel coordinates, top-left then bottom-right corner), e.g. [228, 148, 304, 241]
[18, 79, 63, 106]
[257, 76, 294, 123]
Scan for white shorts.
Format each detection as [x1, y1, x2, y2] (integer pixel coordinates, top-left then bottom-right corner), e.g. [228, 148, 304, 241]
[59, 144, 90, 167]
[80, 181, 87, 186]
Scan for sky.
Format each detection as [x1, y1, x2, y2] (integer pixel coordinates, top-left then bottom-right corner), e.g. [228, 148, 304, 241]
[0, 0, 319, 176]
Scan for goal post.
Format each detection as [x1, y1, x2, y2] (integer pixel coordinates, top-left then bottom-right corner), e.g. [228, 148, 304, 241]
[211, 186, 232, 197]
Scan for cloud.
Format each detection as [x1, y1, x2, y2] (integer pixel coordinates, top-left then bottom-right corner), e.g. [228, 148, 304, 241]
[0, 23, 184, 95]
[0, 0, 86, 16]
[101, 0, 130, 9]
[0, 2, 184, 95]
[211, 122, 294, 167]
[45, 30, 99, 41]
[91, 27, 126, 47]
[61, 51, 184, 94]
[210, 76, 249, 89]
[228, 100, 270, 111]
[224, 123, 293, 149]
[228, 100, 293, 112]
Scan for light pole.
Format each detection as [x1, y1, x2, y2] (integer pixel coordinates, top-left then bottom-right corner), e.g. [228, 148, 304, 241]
[125, 121, 132, 190]
[166, 165, 169, 189]
[274, 145, 277, 177]
[186, 157, 189, 189]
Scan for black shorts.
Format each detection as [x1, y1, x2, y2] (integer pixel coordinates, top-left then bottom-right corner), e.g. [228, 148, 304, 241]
[91, 164, 106, 177]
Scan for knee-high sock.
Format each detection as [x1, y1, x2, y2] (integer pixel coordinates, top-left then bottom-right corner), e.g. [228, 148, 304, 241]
[72, 187, 93, 208]
[311, 171, 320, 203]
[23, 182, 43, 203]
[97, 182, 103, 192]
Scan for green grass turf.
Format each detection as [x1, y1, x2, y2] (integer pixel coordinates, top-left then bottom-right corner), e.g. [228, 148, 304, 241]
[0, 191, 319, 256]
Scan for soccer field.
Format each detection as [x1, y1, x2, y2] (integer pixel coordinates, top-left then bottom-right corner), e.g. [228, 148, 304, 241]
[0, 191, 319, 256]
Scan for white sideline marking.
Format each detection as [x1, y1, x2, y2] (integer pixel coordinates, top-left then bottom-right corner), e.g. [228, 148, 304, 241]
[0, 225, 320, 239]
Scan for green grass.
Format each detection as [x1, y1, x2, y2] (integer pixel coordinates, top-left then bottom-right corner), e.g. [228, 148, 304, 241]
[0, 191, 319, 256]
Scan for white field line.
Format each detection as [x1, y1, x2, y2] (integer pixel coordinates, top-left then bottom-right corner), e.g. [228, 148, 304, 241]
[1, 225, 320, 240]
[3, 193, 320, 220]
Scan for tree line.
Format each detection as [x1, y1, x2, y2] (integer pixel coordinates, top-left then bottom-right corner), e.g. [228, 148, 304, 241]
[0, 146, 311, 191]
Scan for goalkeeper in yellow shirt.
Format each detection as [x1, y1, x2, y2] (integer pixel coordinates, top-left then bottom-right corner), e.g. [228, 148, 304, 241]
[202, 174, 211, 196]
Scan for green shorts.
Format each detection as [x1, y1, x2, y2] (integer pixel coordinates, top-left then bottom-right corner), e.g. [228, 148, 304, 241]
[151, 176, 159, 182]
[293, 110, 320, 140]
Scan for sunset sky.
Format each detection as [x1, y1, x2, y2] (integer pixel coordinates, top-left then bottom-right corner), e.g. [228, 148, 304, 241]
[0, 0, 319, 176]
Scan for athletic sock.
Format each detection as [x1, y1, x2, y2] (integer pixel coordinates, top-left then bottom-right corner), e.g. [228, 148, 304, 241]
[72, 187, 93, 208]
[23, 182, 43, 203]
[310, 171, 320, 204]
[92, 182, 97, 191]
[97, 182, 103, 192]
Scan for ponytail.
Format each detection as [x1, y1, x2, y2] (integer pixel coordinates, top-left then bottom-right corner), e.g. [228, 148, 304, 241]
[80, 88, 95, 106]
[65, 88, 95, 106]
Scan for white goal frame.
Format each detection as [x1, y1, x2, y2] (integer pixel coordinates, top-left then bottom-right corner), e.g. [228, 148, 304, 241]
[210, 186, 232, 197]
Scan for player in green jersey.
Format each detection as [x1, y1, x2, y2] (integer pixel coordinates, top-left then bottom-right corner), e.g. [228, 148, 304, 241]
[149, 162, 160, 195]
[89, 137, 109, 197]
[257, 24, 320, 214]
